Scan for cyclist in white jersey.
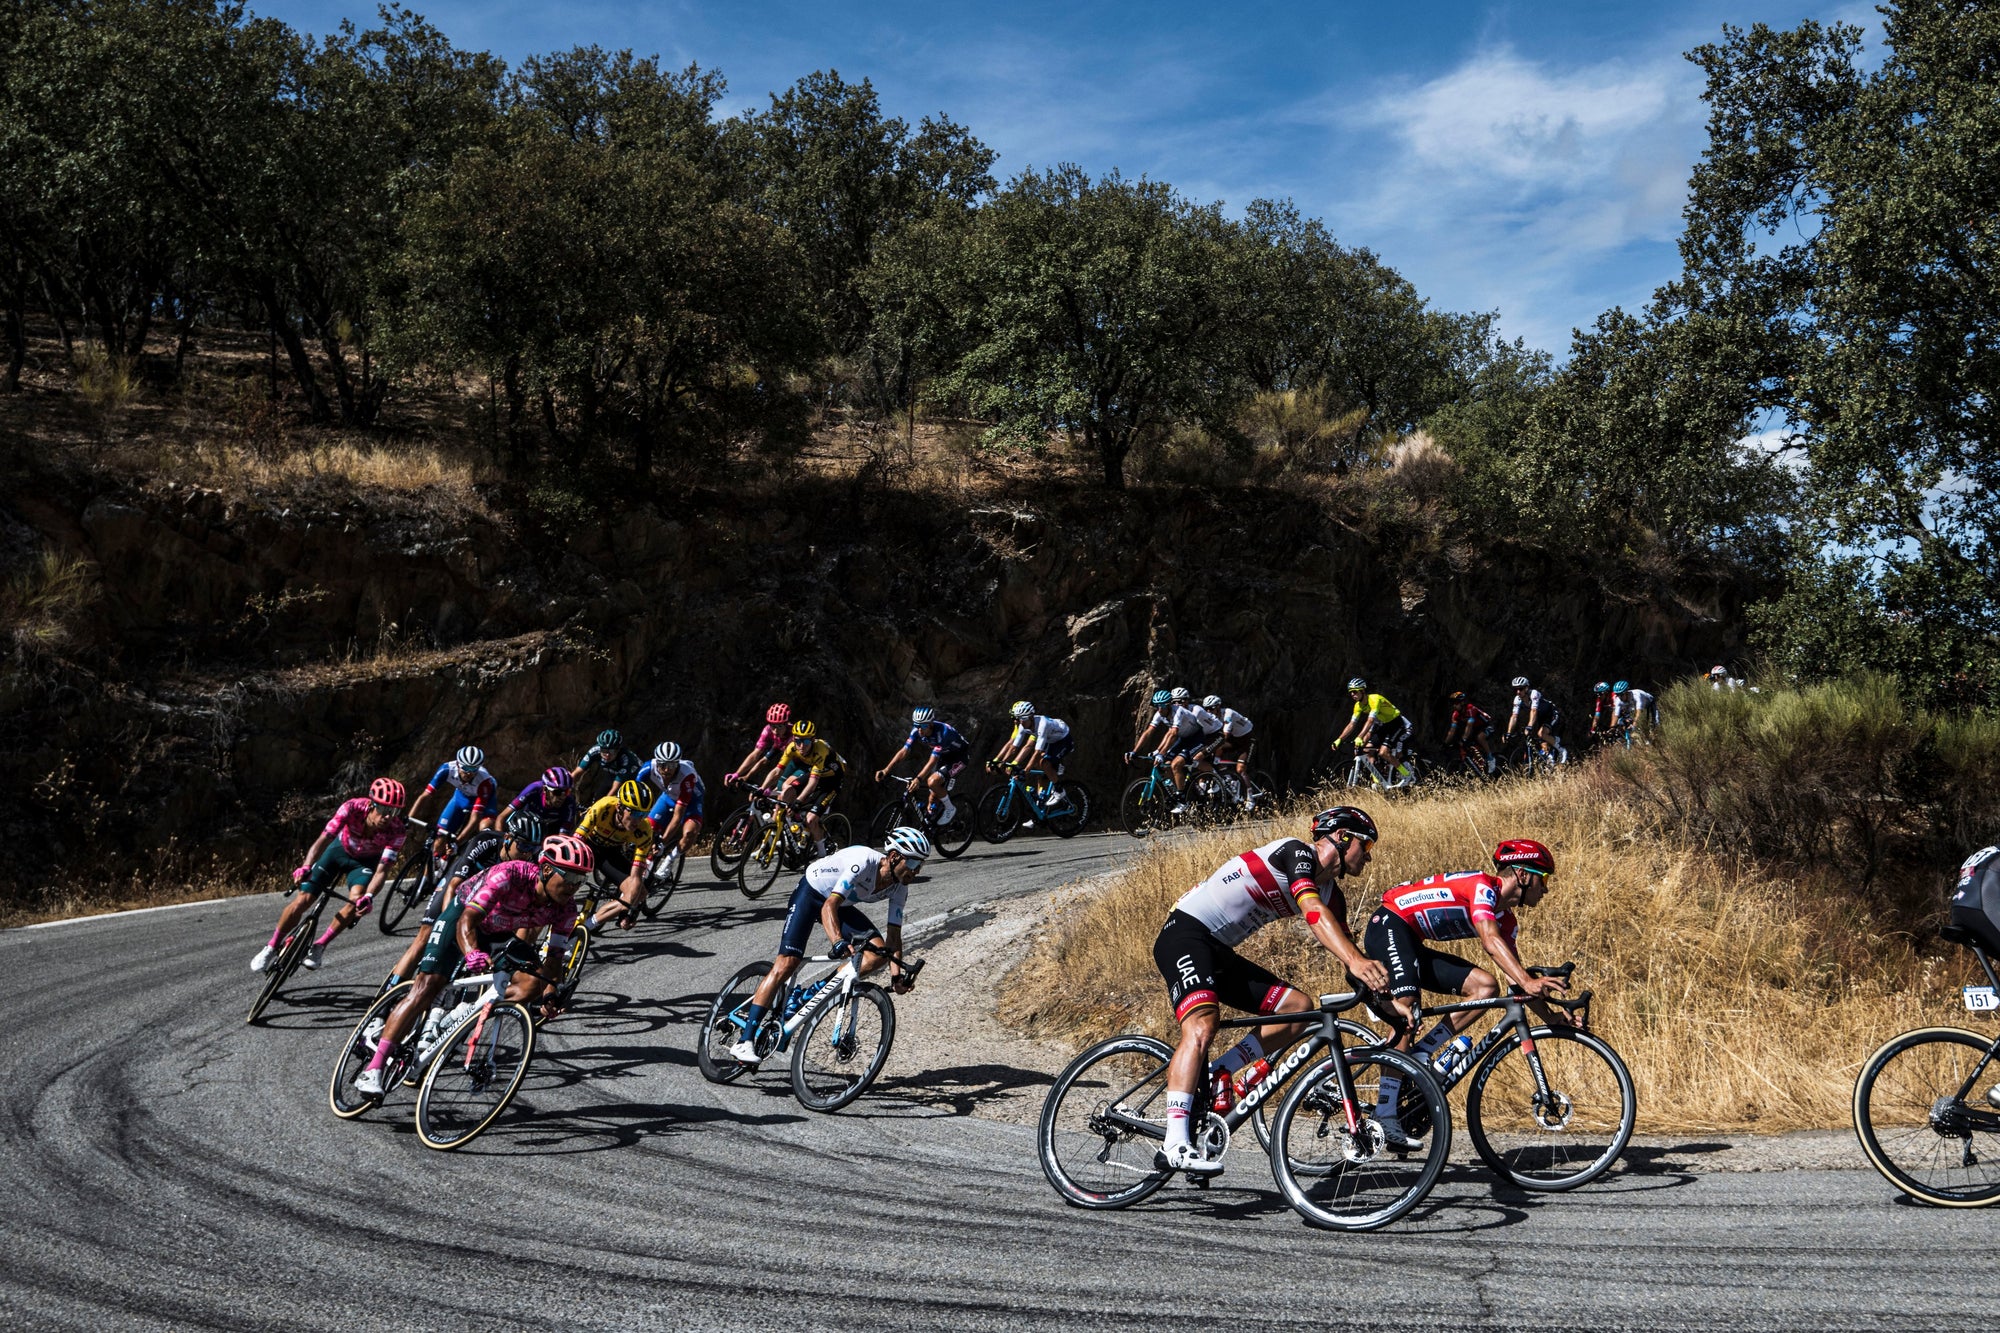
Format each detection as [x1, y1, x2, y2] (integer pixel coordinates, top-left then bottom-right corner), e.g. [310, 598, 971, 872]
[991, 701, 1074, 802]
[1149, 805, 1389, 1175]
[1130, 687, 1223, 810]
[1195, 694, 1255, 803]
[1609, 680, 1658, 741]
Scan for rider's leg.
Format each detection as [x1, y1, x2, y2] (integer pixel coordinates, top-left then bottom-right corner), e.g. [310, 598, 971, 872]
[1164, 1005, 1219, 1149]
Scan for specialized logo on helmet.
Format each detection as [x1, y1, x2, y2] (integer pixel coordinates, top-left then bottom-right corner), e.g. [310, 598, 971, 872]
[1493, 838, 1555, 876]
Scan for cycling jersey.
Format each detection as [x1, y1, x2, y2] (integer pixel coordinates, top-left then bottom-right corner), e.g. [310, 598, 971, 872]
[642, 759, 705, 821]
[1217, 708, 1254, 738]
[1149, 705, 1219, 737]
[1010, 715, 1071, 751]
[1352, 694, 1402, 725]
[423, 762, 497, 814]
[1589, 695, 1614, 731]
[750, 724, 786, 753]
[906, 721, 970, 759]
[1510, 691, 1558, 726]
[1172, 837, 1331, 947]
[461, 860, 575, 941]
[575, 794, 656, 860]
[1446, 702, 1493, 736]
[575, 743, 642, 786]
[803, 846, 908, 925]
[506, 779, 579, 833]
[779, 738, 846, 778]
[1379, 870, 1518, 949]
[443, 827, 507, 886]
[1950, 846, 2000, 949]
[1612, 690, 1657, 724]
[322, 797, 408, 865]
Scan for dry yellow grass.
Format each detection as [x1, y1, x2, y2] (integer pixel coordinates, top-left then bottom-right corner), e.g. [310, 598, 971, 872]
[167, 438, 494, 508]
[1011, 767, 1977, 1133]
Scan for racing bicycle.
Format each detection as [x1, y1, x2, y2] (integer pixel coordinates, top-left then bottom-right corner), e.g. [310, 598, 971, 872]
[734, 783, 852, 899]
[375, 820, 444, 933]
[1038, 990, 1450, 1231]
[975, 762, 1088, 842]
[248, 880, 365, 1024]
[697, 940, 922, 1111]
[868, 776, 976, 859]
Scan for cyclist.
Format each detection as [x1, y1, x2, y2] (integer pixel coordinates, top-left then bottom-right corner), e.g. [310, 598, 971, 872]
[378, 811, 543, 994]
[774, 719, 850, 854]
[992, 700, 1075, 805]
[1503, 676, 1568, 764]
[640, 742, 704, 886]
[498, 765, 580, 836]
[1612, 680, 1658, 741]
[875, 707, 971, 829]
[252, 778, 409, 974]
[727, 827, 930, 1067]
[1441, 691, 1498, 775]
[1949, 844, 2000, 956]
[350, 833, 593, 1098]
[1151, 805, 1390, 1175]
[1200, 695, 1256, 804]
[576, 780, 660, 929]
[725, 703, 793, 792]
[407, 745, 499, 864]
[1586, 682, 1614, 739]
[1334, 679, 1414, 785]
[1362, 839, 1567, 1147]
[571, 728, 642, 801]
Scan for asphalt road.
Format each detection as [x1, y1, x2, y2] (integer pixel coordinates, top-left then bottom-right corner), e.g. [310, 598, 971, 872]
[0, 830, 1990, 1332]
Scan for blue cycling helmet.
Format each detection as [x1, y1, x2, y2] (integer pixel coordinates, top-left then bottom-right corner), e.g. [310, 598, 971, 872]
[1150, 689, 1172, 706]
[1614, 680, 1630, 693]
[912, 706, 937, 725]
[1592, 681, 1610, 694]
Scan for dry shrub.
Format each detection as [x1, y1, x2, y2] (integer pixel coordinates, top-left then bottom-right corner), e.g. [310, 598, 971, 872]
[0, 842, 260, 929]
[1011, 767, 1975, 1132]
[170, 438, 493, 510]
[4, 548, 100, 651]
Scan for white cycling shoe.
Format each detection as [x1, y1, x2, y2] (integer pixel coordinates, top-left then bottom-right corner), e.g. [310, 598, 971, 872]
[1375, 1114, 1419, 1151]
[1155, 1142, 1225, 1176]
[353, 1067, 386, 1096]
[303, 942, 327, 970]
[937, 798, 958, 825]
[728, 1039, 763, 1067]
[250, 946, 276, 974]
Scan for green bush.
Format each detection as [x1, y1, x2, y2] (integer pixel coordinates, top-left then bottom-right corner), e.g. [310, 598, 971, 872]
[1612, 673, 2000, 887]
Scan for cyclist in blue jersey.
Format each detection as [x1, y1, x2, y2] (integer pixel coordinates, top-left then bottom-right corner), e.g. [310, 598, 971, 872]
[407, 745, 500, 865]
[640, 742, 705, 885]
[876, 707, 971, 828]
[571, 728, 642, 801]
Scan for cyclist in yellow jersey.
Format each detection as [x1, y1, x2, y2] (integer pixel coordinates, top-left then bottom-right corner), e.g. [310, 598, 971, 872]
[576, 782, 658, 929]
[1332, 677, 1414, 782]
[774, 719, 848, 853]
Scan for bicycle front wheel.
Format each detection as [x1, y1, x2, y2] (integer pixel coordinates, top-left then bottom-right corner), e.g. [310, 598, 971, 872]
[1268, 1048, 1451, 1231]
[698, 962, 771, 1084]
[1854, 1026, 2000, 1206]
[710, 806, 756, 878]
[247, 897, 323, 1025]
[376, 864, 423, 934]
[1465, 1027, 1636, 1190]
[738, 822, 785, 899]
[974, 783, 1017, 844]
[1038, 1035, 1175, 1209]
[329, 981, 416, 1119]
[415, 1002, 536, 1150]
[1248, 1021, 1382, 1161]
[790, 983, 896, 1111]
[556, 924, 592, 1001]
[1119, 778, 1164, 838]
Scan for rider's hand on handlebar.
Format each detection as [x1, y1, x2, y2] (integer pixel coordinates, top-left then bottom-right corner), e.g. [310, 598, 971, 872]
[463, 948, 493, 974]
[1519, 974, 1567, 1000]
[829, 939, 852, 960]
[1352, 958, 1390, 993]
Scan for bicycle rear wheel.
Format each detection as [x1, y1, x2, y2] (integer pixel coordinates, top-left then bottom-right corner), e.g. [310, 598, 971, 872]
[933, 803, 976, 859]
[1043, 782, 1089, 838]
[867, 798, 908, 846]
[1038, 1035, 1175, 1208]
[247, 897, 323, 1025]
[738, 822, 785, 899]
[1854, 1026, 2000, 1206]
[974, 783, 1018, 844]
[698, 962, 772, 1083]
[329, 981, 415, 1118]
[1268, 1048, 1450, 1231]
[790, 983, 895, 1111]
[640, 855, 680, 920]
[1466, 1027, 1636, 1190]
[414, 1002, 536, 1150]
[555, 924, 593, 1001]
[821, 813, 852, 848]
[710, 806, 756, 879]
[376, 861, 426, 934]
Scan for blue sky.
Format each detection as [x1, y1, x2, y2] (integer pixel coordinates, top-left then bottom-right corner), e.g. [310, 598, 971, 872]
[264, 0, 1878, 355]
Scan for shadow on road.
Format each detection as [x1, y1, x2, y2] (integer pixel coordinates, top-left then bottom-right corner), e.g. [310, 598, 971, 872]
[870, 1061, 1051, 1117]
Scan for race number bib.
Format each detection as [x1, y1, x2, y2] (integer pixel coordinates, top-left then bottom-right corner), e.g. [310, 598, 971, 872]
[1963, 986, 1999, 1013]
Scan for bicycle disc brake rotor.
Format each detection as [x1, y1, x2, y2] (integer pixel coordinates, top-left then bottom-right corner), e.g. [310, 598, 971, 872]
[1532, 1090, 1576, 1131]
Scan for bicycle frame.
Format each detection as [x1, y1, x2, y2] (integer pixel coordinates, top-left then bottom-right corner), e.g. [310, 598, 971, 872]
[1387, 965, 1593, 1101]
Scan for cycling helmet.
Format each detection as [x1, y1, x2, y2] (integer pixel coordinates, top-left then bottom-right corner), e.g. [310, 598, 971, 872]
[791, 719, 816, 740]
[1613, 680, 1630, 693]
[883, 826, 932, 865]
[1311, 805, 1379, 843]
[503, 811, 545, 847]
[539, 832, 595, 876]
[653, 741, 682, 766]
[1150, 688, 1173, 707]
[1511, 676, 1530, 688]
[614, 780, 651, 810]
[454, 745, 484, 771]
[1347, 678, 1368, 691]
[540, 765, 571, 792]
[1009, 700, 1035, 720]
[1447, 690, 1466, 703]
[1592, 681, 1610, 695]
[766, 703, 791, 725]
[369, 777, 406, 809]
[595, 728, 621, 749]
[1708, 665, 1727, 678]
[1493, 838, 1555, 876]
[1201, 694, 1222, 710]
[912, 706, 936, 725]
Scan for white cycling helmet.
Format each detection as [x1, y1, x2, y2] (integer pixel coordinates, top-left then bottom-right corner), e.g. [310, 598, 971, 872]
[1201, 694, 1222, 710]
[1170, 687, 1190, 703]
[455, 745, 485, 770]
[1510, 676, 1531, 688]
[1346, 678, 1367, 691]
[653, 741, 681, 766]
[883, 826, 932, 865]
[1009, 700, 1035, 720]
[912, 706, 937, 724]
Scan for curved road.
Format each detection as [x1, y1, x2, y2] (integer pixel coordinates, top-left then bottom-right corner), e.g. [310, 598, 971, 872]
[0, 832, 1988, 1331]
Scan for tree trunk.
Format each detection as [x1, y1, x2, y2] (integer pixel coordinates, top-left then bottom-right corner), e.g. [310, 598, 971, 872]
[257, 282, 331, 421]
[1095, 426, 1128, 489]
[2, 293, 23, 393]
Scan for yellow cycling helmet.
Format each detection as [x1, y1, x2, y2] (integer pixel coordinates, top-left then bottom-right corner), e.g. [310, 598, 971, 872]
[614, 780, 651, 810]
[791, 719, 816, 740]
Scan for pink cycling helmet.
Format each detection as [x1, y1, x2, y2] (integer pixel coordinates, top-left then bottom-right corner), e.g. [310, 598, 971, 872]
[539, 833, 595, 876]
[766, 702, 792, 725]
[369, 777, 406, 809]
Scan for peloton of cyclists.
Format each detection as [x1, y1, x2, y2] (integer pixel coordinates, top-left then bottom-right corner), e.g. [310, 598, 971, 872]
[876, 707, 972, 830]
[253, 778, 410, 974]
[1131, 687, 1221, 814]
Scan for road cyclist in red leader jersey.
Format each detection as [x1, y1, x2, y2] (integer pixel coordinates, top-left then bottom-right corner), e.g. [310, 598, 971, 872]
[1150, 805, 1391, 1176]
[252, 778, 410, 975]
[1361, 838, 1569, 1147]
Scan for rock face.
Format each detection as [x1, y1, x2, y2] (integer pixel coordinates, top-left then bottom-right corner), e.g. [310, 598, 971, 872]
[4, 467, 1751, 884]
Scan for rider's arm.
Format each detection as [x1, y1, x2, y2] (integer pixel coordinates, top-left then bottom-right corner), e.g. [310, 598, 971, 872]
[876, 744, 913, 781]
[820, 893, 849, 950]
[1296, 890, 1386, 988]
[299, 828, 333, 872]
[911, 750, 940, 782]
[1333, 714, 1360, 747]
[1472, 916, 1554, 996]
[883, 922, 905, 982]
[455, 899, 489, 958]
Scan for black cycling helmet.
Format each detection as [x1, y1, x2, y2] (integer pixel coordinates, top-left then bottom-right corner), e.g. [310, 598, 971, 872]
[1311, 805, 1378, 843]
[504, 811, 545, 848]
[596, 727, 622, 748]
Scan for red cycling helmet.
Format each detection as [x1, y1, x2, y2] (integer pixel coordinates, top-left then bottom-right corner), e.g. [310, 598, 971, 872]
[539, 833, 595, 876]
[540, 765, 572, 791]
[369, 777, 406, 809]
[1493, 838, 1555, 876]
[766, 702, 791, 725]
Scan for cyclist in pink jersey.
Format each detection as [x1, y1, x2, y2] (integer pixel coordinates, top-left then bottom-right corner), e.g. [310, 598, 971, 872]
[252, 779, 409, 975]
[1361, 838, 1567, 1145]
[1148, 805, 1390, 1176]
[725, 702, 794, 790]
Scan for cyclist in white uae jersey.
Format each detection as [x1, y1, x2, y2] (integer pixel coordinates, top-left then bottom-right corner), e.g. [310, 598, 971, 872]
[1149, 806, 1390, 1176]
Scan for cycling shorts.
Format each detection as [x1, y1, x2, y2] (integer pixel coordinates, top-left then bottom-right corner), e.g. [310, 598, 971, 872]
[1370, 715, 1413, 751]
[1210, 734, 1251, 762]
[1364, 908, 1482, 1001]
[1168, 732, 1213, 760]
[300, 843, 373, 898]
[1042, 734, 1076, 767]
[438, 789, 486, 834]
[1523, 708, 1563, 735]
[646, 790, 705, 826]
[934, 752, 969, 786]
[420, 886, 450, 927]
[1950, 904, 2000, 955]
[777, 877, 880, 959]
[1152, 910, 1295, 1023]
[417, 898, 548, 977]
